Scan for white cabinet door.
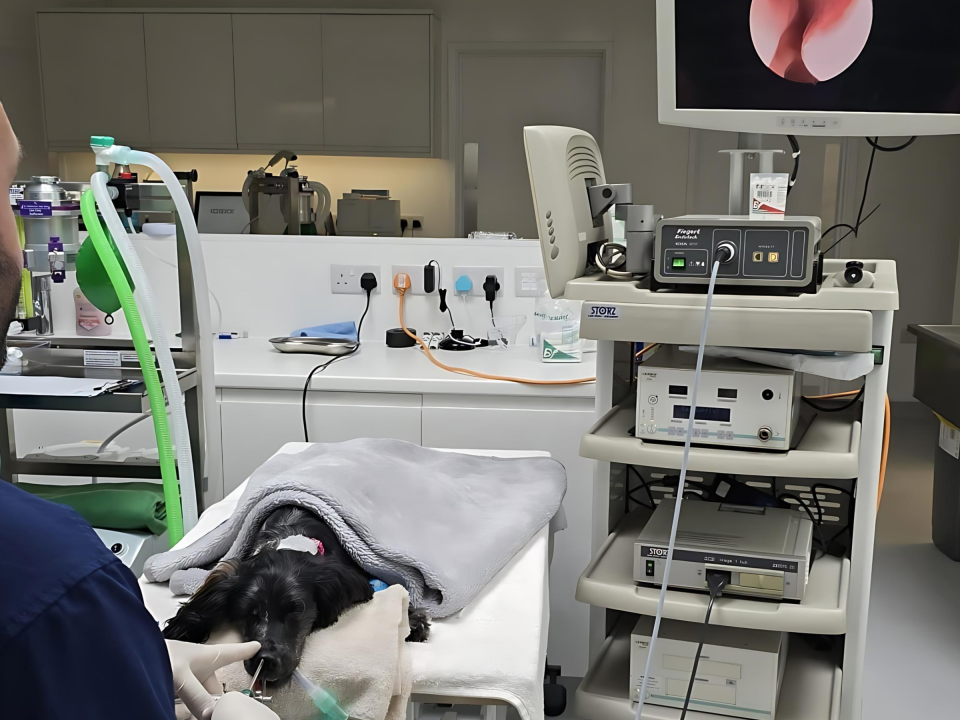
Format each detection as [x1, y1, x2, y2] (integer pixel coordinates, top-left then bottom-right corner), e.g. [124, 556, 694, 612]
[320, 14, 432, 153]
[38, 13, 151, 149]
[144, 14, 237, 149]
[220, 389, 422, 495]
[421, 394, 596, 676]
[233, 14, 325, 149]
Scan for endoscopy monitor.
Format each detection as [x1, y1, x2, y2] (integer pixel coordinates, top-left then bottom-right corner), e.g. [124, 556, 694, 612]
[657, 0, 960, 136]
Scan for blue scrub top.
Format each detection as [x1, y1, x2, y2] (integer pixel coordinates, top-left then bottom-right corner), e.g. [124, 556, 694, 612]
[0, 480, 174, 720]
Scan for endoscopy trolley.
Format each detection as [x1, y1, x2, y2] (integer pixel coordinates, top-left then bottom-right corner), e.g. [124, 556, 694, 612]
[565, 259, 898, 720]
[0, 178, 221, 509]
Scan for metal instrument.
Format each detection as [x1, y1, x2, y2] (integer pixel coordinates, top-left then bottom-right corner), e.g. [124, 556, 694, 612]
[269, 337, 359, 356]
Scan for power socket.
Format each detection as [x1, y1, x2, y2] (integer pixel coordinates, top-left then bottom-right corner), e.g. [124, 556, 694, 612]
[391, 265, 430, 294]
[401, 216, 424, 234]
[451, 266, 505, 297]
[331, 264, 381, 294]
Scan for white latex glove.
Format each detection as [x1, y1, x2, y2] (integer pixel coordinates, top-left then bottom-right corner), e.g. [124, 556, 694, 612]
[166, 639, 262, 720]
[212, 692, 281, 720]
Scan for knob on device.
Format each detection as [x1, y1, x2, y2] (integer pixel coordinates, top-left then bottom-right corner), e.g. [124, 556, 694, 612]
[716, 241, 737, 264]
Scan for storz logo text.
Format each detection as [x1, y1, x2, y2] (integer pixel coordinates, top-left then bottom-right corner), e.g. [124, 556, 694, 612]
[588, 305, 618, 319]
[646, 547, 668, 557]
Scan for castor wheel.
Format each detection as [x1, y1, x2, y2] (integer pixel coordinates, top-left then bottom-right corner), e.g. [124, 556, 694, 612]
[544, 663, 567, 716]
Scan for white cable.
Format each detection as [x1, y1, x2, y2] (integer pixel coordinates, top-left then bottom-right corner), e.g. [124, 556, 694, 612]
[634, 260, 721, 718]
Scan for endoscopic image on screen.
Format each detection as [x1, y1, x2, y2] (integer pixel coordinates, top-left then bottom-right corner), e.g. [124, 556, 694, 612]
[675, 0, 960, 114]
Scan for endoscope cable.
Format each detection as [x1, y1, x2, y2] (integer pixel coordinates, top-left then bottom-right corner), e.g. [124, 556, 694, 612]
[634, 258, 721, 720]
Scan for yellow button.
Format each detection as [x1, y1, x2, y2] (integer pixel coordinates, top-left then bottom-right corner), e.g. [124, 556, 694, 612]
[768, 252, 779, 262]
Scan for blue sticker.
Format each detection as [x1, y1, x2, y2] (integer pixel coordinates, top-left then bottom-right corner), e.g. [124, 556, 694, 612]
[18, 201, 52, 218]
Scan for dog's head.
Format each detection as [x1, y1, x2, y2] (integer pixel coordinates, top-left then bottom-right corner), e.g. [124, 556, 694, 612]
[162, 550, 372, 682]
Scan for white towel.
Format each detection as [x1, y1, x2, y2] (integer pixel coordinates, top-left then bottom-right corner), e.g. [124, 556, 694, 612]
[205, 585, 412, 720]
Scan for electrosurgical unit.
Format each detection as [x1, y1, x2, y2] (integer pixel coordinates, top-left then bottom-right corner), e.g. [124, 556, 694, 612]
[636, 347, 801, 451]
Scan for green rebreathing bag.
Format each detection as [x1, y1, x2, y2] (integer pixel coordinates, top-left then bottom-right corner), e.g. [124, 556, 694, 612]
[79, 190, 184, 545]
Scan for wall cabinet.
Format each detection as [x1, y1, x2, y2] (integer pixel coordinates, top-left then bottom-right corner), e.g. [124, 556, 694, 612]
[233, 14, 326, 150]
[38, 13, 152, 150]
[321, 14, 433, 153]
[36, 10, 437, 156]
[144, 14, 238, 150]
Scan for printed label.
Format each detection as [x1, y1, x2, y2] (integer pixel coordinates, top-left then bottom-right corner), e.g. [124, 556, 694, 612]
[18, 200, 52, 217]
[9, 185, 24, 201]
[83, 350, 122, 368]
[121, 353, 139, 364]
[939, 421, 960, 459]
[588, 305, 619, 319]
[641, 546, 799, 573]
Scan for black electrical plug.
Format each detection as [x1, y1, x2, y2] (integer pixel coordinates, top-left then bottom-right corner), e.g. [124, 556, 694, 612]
[483, 274, 500, 303]
[424, 264, 436, 294]
[412, 219, 422, 233]
[360, 272, 378, 293]
[400, 219, 409, 236]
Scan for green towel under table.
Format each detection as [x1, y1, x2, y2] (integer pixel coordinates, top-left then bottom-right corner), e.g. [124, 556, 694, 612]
[21, 482, 167, 535]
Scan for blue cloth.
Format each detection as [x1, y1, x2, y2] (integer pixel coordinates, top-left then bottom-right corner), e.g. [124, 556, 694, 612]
[0, 481, 175, 720]
[369, 579, 389, 593]
[291, 321, 358, 341]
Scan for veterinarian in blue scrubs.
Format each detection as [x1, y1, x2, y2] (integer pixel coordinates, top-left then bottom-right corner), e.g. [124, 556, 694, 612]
[0, 101, 274, 720]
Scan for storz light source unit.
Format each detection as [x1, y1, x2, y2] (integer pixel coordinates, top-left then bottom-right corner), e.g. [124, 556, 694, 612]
[634, 501, 813, 602]
[636, 347, 801, 451]
[653, 215, 822, 294]
[630, 616, 788, 720]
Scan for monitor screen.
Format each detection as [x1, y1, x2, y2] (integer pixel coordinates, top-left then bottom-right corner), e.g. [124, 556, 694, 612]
[674, 0, 960, 116]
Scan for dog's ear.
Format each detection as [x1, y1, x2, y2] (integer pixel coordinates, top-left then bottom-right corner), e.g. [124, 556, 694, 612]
[311, 564, 375, 630]
[162, 560, 241, 642]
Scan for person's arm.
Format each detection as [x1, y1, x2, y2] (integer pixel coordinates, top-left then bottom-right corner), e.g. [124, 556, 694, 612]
[0, 560, 176, 720]
[0, 99, 22, 271]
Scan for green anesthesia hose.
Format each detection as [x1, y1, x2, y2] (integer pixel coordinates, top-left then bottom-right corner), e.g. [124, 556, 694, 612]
[80, 190, 184, 546]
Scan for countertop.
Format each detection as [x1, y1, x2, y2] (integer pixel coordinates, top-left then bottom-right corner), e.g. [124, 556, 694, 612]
[908, 324, 960, 350]
[214, 338, 597, 398]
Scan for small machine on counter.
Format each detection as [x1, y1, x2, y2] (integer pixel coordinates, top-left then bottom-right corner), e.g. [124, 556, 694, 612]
[337, 189, 402, 237]
[637, 346, 802, 450]
[243, 150, 334, 235]
[635, 500, 813, 602]
[630, 616, 788, 720]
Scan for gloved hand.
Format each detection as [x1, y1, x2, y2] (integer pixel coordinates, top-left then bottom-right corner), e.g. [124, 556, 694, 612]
[166, 639, 262, 720]
[212, 692, 281, 720]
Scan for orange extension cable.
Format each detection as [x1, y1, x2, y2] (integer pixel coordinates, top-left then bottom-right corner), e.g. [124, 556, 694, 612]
[394, 273, 595, 385]
[804, 388, 890, 509]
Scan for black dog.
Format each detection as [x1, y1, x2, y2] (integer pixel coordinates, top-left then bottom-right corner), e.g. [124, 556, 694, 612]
[162, 506, 430, 682]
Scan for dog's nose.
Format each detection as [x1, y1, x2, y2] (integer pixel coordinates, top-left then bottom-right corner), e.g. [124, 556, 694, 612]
[254, 650, 281, 676]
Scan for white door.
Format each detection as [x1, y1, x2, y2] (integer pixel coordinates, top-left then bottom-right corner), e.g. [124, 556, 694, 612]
[220, 389, 422, 495]
[452, 47, 609, 238]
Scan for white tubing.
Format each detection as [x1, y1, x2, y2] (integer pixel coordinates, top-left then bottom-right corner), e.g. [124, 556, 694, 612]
[91, 172, 199, 531]
[126, 151, 222, 498]
[634, 260, 721, 718]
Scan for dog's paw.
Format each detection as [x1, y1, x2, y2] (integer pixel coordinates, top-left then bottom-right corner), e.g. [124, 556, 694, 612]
[405, 608, 431, 642]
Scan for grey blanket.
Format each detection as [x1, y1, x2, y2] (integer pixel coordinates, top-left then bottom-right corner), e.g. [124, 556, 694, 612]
[143, 439, 567, 618]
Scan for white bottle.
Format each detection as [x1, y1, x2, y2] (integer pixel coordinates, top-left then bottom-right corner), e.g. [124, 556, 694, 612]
[75, 287, 112, 336]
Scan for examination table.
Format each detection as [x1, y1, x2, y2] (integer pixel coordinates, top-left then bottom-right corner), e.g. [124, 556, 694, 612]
[140, 444, 551, 720]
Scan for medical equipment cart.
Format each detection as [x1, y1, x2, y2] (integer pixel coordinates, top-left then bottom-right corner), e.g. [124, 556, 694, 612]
[1, 177, 220, 509]
[567, 259, 898, 720]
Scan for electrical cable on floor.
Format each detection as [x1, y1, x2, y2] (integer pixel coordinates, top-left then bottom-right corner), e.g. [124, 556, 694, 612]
[302, 289, 372, 442]
[679, 571, 730, 720]
[634, 258, 722, 720]
[394, 273, 595, 385]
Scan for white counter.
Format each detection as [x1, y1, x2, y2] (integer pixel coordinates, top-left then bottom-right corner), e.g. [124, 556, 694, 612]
[214, 338, 597, 398]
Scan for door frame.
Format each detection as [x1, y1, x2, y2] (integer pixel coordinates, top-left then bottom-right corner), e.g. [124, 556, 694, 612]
[447, 41, 614, 237]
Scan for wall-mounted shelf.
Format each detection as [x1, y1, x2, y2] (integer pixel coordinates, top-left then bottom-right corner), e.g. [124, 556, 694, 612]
[581, 403, 861, 480]
[575, 616, 841, 720]
[577, 510, 849, 636]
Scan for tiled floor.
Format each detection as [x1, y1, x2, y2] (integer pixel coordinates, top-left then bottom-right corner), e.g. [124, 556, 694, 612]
[862, 403, 960, 719]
